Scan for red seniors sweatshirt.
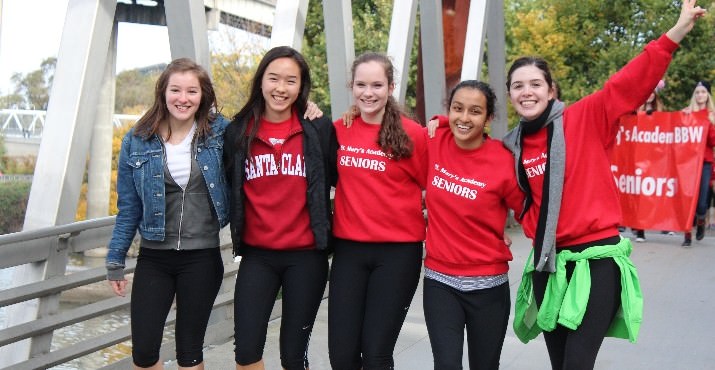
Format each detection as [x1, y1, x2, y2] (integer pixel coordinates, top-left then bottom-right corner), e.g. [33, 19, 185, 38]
[333, 116, 428, 242]
[425, 129, 524, 276]
[519, 34, 679, 247]
[242, 114, 314, 250]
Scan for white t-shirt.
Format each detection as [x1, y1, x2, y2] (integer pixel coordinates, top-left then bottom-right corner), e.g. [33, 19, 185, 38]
[164, 123, 196, 189]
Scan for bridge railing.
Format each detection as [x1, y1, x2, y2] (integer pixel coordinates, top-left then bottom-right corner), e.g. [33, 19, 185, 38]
[0, 217, 238, 369]
[0, 109, 46, 138]
[0, 109, 140, 139]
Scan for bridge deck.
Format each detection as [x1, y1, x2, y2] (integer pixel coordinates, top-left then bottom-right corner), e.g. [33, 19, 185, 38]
[166, 226, 715, 369]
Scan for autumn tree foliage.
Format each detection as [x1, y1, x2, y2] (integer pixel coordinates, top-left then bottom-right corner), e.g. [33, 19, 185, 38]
[505, 0, 715, 110]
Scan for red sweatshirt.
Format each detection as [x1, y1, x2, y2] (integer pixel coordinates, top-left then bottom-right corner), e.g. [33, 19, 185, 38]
[333, 116, 428, 242]
[242, 114, 314, 250]
[434, 34, 680, 248]
[424, 129, 524, 276]
[519, 34, 679, 247]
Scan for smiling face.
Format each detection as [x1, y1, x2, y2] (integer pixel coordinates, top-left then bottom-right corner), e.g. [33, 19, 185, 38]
[694, 85, 710, 108]
[448, 87, 492, 150]
[352, 60, 394, 123]
[261, 57, 301, 122]
[508, 65, 554, 121]
[165, 71, 202, 127]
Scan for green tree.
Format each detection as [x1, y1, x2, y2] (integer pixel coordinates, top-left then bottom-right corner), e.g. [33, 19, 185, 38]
[0, 93, 24, 109]
[505, 0, 715, 111]
[9, 57, 56, 109]
[114, 68, 160, 114]
[0, 181, 31, 234]
[211, 49, 263, 118]
[302, 0, 420, 118]
[0, 134, 6, 171]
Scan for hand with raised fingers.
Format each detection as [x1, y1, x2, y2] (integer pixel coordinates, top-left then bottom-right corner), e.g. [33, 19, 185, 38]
[666, 0, 707, 43]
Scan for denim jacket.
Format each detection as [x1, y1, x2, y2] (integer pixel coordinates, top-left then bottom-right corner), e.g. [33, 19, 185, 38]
[106, 115, 230, 276]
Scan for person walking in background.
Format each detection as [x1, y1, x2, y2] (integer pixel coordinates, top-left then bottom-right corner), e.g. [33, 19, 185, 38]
[501, 2, 705, 369]
[638, 81, 666, 114]
[423, 80, 524, 369]
[681, 80, 715, 246]
[107, 58, 229, 370]
[631, 80, 667, 242]
[223, 46, 336, 370]
[328, 52, 427, 370]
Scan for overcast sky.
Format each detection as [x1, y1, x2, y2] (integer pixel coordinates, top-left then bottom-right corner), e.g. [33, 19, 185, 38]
[0, 0, 182, 95]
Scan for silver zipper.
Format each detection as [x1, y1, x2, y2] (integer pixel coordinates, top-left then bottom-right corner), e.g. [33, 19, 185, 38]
[177, 187, 186, 250]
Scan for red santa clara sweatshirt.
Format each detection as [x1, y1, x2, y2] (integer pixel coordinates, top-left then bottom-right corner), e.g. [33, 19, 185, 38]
[242, 114, 314, 250]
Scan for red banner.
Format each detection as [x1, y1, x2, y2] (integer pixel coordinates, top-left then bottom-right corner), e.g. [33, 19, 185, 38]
[611, 111, 710, 231]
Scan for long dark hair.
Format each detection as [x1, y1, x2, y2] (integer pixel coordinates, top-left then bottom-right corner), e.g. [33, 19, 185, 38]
[134, 58, 217, 141]
[231, 46, 312, 153]
[351, 52, 413, 160]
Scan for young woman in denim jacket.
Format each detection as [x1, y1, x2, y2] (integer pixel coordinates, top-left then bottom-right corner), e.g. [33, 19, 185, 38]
[106, 58, 230, 370]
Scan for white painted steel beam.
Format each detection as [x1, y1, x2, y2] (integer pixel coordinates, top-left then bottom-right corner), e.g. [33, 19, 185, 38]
[461, 0, 487, 81]
[86, 19, 117, 230]
[165, 0, 211, 70]
[387, 0, 418, 105]
[323, 0, 354, 119]
[2, 0, 117, 365]
[270, 0, 309, 50]
[419, 0, 446, 119]
[486, 0, 507, 138]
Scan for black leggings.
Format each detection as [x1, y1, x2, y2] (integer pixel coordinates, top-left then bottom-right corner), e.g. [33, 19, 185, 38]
[233, 246, 328, 370]
[130, 247, 223, 368]
[423, 279, 510, 370]
[328, 239, 423, 370]
[532, 238, 622, 370]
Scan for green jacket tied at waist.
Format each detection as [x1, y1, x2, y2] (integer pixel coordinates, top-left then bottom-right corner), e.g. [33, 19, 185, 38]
[513, 237, 643, 344]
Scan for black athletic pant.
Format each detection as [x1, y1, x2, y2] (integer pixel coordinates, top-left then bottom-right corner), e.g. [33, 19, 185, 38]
[328, 239, 423, 370]
[423, 279, 510, 370]
[532, 237, 622, 370]
[130, 247, 224, 368]
[233, 246, 328, 370]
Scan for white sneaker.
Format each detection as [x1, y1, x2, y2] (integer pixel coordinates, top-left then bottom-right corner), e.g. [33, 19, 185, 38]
[636, 237, 645, 243]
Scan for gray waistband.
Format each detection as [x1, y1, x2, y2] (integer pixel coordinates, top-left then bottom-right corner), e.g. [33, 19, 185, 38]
[424, 267, 508, 292]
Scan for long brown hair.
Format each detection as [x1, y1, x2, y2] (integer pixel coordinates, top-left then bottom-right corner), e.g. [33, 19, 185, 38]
[134, 58, 217, 141]
[351, 52, 413, 160]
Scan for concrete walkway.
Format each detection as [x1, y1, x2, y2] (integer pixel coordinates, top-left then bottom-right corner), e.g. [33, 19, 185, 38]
[177, 227, 715, 369]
